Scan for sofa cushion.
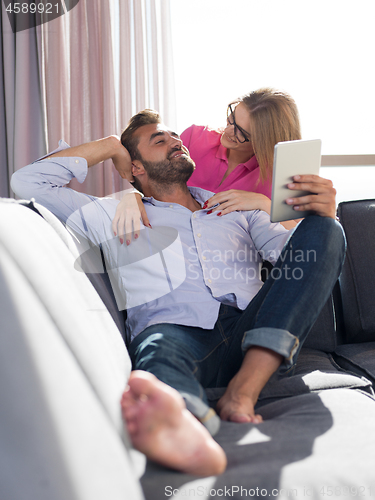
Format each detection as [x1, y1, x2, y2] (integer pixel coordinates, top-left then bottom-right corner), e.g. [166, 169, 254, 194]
[333, 342, 375, 386]
[337, 199, 375, 342]
[206, 348, 373, 408]
[257, 347, 374, 406]
[141, 386, 375, 499]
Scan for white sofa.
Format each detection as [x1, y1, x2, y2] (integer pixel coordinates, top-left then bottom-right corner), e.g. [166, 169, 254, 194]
[0, 198, 145, 500]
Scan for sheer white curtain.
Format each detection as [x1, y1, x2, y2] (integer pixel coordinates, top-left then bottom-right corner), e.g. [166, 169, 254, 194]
[38, 0, 176, 197]
[118, 0, 176, 131]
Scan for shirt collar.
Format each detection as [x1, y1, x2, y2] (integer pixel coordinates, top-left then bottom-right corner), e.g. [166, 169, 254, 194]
[216, 140, 228, 162]
[244, 154, 260, 172]
[143, 186, 215, 208]
[216, 138, 260, 173]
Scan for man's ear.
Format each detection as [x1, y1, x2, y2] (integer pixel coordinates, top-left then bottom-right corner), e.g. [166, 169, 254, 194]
[131, 160, 145, 177]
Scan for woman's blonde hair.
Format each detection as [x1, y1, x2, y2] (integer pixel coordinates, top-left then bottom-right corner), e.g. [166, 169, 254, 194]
[232, 88, 301, 182]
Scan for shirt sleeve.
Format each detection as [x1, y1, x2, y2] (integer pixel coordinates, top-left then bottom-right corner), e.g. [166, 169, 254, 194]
[11, 140, 96, 229]
[246, 210, 293, 263]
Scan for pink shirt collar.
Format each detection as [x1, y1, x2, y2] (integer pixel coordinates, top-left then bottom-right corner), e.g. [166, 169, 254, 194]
[216, 140, 259, 173]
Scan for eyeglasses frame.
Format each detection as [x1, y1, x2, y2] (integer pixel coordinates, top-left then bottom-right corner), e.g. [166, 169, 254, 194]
[226, 103, 251, 144]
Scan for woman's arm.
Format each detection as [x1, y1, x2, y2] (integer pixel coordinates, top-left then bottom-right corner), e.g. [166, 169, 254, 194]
[111, 192, 152, 245]
[203, 190, 299, 229]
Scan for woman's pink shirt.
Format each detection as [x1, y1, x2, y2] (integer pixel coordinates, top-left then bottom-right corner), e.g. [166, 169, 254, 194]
[181, 125, 272, 197]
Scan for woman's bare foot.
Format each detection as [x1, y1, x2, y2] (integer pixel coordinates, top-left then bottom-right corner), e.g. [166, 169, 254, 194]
[121, 371, 227, 476]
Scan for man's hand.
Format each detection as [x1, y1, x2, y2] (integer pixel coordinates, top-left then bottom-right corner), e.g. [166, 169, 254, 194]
[111, 141, 133, 182]
[285, 175, 337, 219]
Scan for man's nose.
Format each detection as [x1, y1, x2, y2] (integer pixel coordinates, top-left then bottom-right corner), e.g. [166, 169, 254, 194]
[168, 134, 183, 149]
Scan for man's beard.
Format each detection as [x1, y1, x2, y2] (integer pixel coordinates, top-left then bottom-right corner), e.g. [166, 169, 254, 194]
[142, 153, 196, 188]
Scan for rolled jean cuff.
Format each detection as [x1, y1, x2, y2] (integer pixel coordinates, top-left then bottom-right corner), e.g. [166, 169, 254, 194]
[180, 392, 221, 436]
[242, 327, 300, 367]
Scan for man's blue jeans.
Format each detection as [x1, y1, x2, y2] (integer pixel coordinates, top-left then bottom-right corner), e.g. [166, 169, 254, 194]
[129, 216, 346, 434]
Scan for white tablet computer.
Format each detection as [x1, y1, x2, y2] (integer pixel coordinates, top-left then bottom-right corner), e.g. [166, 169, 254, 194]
[270, 139, 322, 223]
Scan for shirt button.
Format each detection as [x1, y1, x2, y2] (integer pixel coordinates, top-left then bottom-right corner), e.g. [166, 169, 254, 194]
[193, 213, 197, 218]
[197, 233, 201, 238]
[202, 256, 207, 261]
[208, 279, 212, 283]
[75, 159, 79, 164]
[169, 205, 173, 208]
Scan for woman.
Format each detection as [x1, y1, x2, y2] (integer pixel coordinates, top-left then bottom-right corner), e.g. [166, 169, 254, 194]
[180, 88, 301, 219]
[112, 88, 335, 239]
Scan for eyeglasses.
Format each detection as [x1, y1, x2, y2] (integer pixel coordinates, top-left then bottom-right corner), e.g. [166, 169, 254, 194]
[226, 104, 251, 143]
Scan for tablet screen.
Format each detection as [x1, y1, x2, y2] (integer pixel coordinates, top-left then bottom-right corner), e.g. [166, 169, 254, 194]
[270, 139, 322, 222]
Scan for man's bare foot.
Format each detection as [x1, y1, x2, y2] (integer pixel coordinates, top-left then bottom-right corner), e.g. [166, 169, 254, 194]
[121, 371, 227, 476]
[216, 384, 263, 424]
[217, 346, 283, 424]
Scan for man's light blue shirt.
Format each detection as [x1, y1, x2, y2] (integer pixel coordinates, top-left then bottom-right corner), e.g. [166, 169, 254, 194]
[11, 142, 292, 341]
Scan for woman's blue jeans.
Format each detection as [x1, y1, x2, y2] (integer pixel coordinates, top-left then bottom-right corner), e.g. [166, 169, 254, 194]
[129, 216, 346, 434]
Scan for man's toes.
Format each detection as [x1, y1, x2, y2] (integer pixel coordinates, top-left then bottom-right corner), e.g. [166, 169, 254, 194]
[125, 419, 138, 435]
[121, 386, 139, 404]
[253, 414, 263, 424]
[127, 372, 157, 399]
[121, 403, 139, 421]
[222, 411, 263, 424]
[227, 412, 252, 423]
[120, 393, 136, 411]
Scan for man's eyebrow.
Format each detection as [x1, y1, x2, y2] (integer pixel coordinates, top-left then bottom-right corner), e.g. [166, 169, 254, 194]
[149, 131, 180, 142]
[149, 131, 166, 142]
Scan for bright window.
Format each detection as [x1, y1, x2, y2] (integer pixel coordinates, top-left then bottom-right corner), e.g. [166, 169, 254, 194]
[170, 0, 375, 155]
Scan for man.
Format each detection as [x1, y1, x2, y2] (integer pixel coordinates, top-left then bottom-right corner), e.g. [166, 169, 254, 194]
[11, 110, 345, 477]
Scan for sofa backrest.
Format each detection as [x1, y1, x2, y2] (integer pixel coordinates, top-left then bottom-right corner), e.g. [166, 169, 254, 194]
[34, 200, 129, 344]
[0, 199, 144, 500]
[337, 199, 375, 343]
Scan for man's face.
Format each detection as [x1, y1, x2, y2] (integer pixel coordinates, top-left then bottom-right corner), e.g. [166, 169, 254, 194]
[133, 123, 195, 186]
[134, 123, 187, 162]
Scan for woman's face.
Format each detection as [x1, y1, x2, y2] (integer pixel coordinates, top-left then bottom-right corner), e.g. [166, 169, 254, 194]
[220, 102, 255, 158]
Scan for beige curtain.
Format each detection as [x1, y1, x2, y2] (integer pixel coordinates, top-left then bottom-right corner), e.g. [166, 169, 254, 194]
[38, 0, 176, 197]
